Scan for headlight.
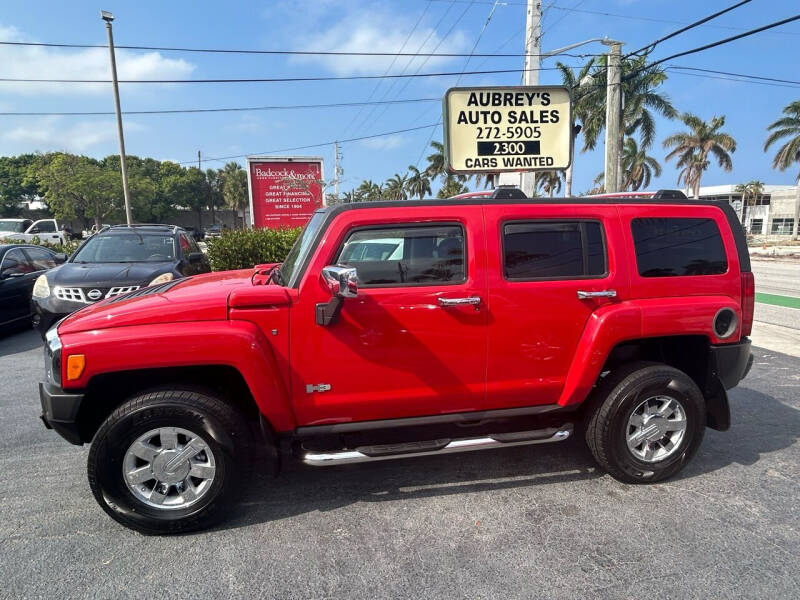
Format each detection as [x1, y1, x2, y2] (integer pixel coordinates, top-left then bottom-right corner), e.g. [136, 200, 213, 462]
[149, 272, 174, 286]
[33, 274, 50, 298]
[44, 326, 62, 385]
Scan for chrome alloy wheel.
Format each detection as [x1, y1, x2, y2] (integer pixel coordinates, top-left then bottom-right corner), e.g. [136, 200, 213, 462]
[625, 395, 687, 463]
[122, 427, 216, 510]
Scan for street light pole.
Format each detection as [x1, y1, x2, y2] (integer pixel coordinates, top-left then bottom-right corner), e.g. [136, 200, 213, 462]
[101, 10, 133, 225]
[602, 40, 624, 193]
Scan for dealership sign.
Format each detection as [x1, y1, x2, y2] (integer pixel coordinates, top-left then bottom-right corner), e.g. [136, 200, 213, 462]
[442, 86, 572, 173]
[246, 156, 324, 229]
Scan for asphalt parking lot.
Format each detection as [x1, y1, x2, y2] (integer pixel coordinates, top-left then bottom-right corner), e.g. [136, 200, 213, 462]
[1, 326, 798, 599]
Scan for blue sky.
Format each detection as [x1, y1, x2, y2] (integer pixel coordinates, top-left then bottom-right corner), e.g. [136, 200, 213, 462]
[0, 0, 798, 195]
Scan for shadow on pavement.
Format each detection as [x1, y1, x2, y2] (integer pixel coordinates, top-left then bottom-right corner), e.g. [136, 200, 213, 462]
[218, 384, 799, 532]
[0, 327, 42, 359]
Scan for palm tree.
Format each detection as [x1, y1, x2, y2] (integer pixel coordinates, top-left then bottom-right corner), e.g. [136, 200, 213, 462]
[405, 165, 432, 200]
[470, 172, 496, 190]
[221, 162, 248, 226]
[356, 179, 383, 202]
[383, 173, 408, 201]
[437, 176, 468, 199]
[621, 137, 662, 191]
[663, 113, 736, 198]
[764, 100, 800, 240]
[425, 141, 447, 182]
[555, 59, 595, 196]
[734, 180, 765, 223]
[536, 171, 563, 198]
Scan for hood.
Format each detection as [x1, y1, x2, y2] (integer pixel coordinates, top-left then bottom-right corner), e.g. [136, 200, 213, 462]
[50, 261, 176, 288]
[58, 269, 253, 334]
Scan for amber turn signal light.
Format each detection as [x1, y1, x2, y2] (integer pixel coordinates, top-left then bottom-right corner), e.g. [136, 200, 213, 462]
[66, 354, 86, 380]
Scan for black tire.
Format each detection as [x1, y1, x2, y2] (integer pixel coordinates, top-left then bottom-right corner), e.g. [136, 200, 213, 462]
[584, 361, 705, 484]
[87, 388, 252, 535]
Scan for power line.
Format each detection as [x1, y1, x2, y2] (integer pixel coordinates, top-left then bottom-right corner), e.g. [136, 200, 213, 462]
[0, 65, 574, 84]
[176, 122, 440, 165]
[634, 13, 800, 74]
[668, 65, 800, 86]
[0, 39, 604, 58]
[666, 68, 800, 89]
[625, 0, 752, 58]
[0, 97, 441, 117]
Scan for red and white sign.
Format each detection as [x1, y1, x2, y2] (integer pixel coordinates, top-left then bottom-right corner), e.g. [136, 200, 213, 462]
[246, 156, 324, 229]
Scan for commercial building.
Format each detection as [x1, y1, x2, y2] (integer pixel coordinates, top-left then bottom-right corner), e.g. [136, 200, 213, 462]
[693, 184, 799, 237]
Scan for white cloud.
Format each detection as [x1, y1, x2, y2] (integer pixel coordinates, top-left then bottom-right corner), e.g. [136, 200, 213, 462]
[360, 134, 408, 150]
[0, 24, 196, 96]
[289, 12, 468, 76]
[1, 116, 142, 153]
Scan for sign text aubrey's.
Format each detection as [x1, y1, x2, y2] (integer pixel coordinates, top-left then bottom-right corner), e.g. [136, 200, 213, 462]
[443, 86, 572, 173]
[246, 157, 323, 229]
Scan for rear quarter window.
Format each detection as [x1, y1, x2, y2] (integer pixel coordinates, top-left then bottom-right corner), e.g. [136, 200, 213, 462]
[631, 217, 727, 277]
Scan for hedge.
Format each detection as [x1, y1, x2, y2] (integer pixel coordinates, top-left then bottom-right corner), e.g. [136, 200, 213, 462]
[205, 227, 301, 271]
[0, 235, 81, 255]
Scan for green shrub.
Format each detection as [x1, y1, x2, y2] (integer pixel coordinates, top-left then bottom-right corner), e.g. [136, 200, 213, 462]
[0, 235, 81, 255]
[205, 227, 301, 271]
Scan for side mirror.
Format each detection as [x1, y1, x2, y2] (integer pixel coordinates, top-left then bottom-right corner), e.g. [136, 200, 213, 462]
[322, 265, 358, 298]
[317, 265, 358, 326]
[187, 251, 204, 264]
[54, 253, 68, 264]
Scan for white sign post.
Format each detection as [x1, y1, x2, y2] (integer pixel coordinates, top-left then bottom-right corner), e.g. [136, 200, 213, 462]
[442, 86, 572, 174]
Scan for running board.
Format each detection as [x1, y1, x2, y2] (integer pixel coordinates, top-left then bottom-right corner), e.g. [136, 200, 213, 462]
[301, 424, 573, 466]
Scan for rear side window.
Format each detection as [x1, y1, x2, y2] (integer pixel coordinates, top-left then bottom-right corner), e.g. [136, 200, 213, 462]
[503, 221, 606, 280]
[336, 224, 465, 287]
[632, 218, 727, 277]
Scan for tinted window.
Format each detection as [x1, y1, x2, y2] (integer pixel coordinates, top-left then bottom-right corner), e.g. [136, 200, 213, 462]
[503, 221, 606, 280]
[632, 218, 727, 277]
[0, 249, 34, 277]
[23, 247, 57, 270]
[337, 225, 465, 286]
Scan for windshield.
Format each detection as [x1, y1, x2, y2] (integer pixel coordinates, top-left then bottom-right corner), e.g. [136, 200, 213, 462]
[0, 220, 27, 233]
[72, 233, 177, 263]
[280, 211, 326, 286]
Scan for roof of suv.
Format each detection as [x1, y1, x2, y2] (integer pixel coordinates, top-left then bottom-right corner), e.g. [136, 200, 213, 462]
[99, 224, 184, 235]
[317, 194, 750, 272]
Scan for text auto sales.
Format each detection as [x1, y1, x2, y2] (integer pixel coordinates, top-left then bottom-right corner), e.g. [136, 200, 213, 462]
[457, 92, 561, 169]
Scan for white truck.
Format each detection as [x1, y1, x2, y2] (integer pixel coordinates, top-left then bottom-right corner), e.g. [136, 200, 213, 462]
[0, 218, 68, 245]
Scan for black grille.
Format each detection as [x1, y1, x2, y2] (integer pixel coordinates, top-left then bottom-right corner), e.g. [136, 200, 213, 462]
[104, 280, 182, 304]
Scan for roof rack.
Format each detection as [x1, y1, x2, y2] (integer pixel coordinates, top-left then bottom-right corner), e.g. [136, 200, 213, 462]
[106, 223, 182, 232]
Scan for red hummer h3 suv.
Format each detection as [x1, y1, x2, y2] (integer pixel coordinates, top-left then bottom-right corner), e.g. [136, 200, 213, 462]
[40, 194, 755, 533]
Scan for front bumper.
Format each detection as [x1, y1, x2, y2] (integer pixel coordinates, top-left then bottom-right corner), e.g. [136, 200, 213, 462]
[711, 337, 753, 390]
[32, 296, 84, 337]
[39, 381, 85, 445]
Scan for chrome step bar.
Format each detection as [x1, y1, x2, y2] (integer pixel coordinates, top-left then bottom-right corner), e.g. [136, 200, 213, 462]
[302, 424, 573, 466]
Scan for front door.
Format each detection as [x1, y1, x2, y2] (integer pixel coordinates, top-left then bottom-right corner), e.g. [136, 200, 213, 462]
[289, 206, 488, 427]
[0, 248, 39, 326]
[482, 204, 628, 409]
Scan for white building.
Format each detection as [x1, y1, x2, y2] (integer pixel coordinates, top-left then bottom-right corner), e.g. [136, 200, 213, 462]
[693, 184, 799, 237]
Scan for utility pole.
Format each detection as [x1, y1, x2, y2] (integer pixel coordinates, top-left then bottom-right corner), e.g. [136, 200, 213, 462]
[333, 141, 340, 201]
[602, 40, 623, 194]
[101, 11, 133, 225]
[520, 0, 541, 198]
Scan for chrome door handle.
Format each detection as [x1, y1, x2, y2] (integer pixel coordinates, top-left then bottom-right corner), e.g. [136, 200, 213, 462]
[438, 296, 481, 307]
[577, 290, 617, 299]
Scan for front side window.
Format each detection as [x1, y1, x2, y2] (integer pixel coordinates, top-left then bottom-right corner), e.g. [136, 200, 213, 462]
[0, 249, 34, 277]
[337, 225, 465, 286]
[34, 221, 56, 233]
[72, 233, 177, 263]
[632, 217, 727, 277]
[503, 221, 606, 280]
[23, 247, 57, 270]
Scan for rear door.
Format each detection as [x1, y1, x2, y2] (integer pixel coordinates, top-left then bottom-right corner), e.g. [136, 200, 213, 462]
[289, 206, 489, 426]
[483, 204, 628, 408]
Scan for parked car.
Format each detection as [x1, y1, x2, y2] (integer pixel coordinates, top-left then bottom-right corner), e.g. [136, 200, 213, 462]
[0, 244, 65, 333]
[0, 218, 68, 245]
[204, 223, 224, 238]
[39, 195, 754, 534]
[32, 224, 210, 335]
